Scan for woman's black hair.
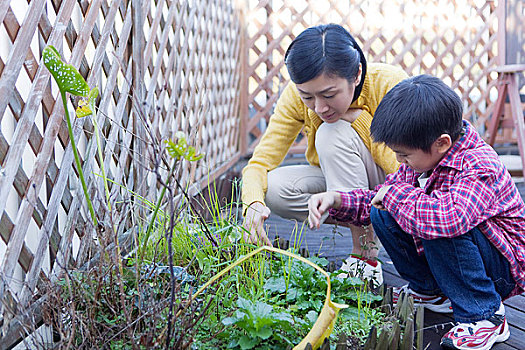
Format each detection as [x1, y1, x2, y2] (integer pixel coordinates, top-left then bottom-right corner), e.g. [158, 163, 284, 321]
[284, 24, 367, 102]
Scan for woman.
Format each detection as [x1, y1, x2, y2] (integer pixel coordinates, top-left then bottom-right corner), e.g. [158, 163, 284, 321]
[242, 24, 407, 283]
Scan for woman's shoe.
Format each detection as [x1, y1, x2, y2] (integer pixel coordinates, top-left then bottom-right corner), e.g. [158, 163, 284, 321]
[337, 254, 383, 287]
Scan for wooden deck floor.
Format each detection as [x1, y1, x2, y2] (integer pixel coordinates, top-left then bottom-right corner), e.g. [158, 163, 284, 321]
[262, 181, 525, 349]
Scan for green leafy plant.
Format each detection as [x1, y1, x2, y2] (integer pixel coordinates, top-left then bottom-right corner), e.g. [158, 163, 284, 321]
[43, 45, 97, 225]
[44, 45, 139, 344]
[183, 246, 349, 350]
[165, 131, 204, 161]
[261, 253, 385, 349]
[222, 297, 300, 349]
[138, 132, 204, 264]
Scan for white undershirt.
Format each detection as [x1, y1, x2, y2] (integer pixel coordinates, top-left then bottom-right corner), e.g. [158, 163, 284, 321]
[417, 171, 430, 188]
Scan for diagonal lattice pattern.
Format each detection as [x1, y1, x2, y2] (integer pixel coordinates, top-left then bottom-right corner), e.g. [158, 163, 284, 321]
[0, 0, 241, 342]
[0, 1, 137, 332]
[242, 0, 502, 153]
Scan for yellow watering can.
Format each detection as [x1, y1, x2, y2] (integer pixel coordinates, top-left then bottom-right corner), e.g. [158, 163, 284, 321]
[181, 246, 349, 350]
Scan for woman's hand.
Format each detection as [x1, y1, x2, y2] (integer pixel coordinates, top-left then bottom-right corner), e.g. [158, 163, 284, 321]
[242, 202, 273, 246]
[308, 191, 341, 229]
[371, 185, 392, 210]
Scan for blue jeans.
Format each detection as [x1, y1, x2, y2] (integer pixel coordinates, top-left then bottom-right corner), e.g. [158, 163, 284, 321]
[370, 207, 516, 322]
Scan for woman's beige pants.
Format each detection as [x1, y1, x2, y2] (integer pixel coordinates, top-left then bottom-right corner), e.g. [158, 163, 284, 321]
[265, 120, 386, 222]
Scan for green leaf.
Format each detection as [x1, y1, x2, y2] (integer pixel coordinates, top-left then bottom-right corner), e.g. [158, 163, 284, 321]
[253, 300, 273, 320]
[165, 133, 204, 162]
[339, 305, 362, 320]
[272, 311, 294, 324]
[236, 297, 253, 311]
[238, 335, 258, 350]
[88, 86, 99, 102]
[338, 275, 364, 287]
[264, 276, 287, 293]
[285, 287, 298, 302]
[227, 339, 239, 348]
[305, 310, 318, 324]
[43, 46, 90, 97]
[186, 147, 204, 161]
[221, 316, 238, 326]
[308, 256, 329, 267]
[254, 327, 272, 340]
[233, 309, 249, 324]
[312, 298, 323, 311]
[296, 299, 310, 310]
[166, 139, 184, 160]
[76, 87, 99, 118]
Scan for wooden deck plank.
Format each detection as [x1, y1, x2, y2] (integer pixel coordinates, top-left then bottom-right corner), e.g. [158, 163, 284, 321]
[501, 326, 525, 349]
[506, 303, 525, 333]
[505, 294, 525, 311]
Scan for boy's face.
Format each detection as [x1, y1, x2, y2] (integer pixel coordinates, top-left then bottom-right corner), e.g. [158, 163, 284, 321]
[390, 135, 453, 173]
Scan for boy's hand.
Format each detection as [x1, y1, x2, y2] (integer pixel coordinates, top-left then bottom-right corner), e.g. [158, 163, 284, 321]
[308, 191, 341, 229]
[242, 202, 273, 246]
[371, 185, 393, 210]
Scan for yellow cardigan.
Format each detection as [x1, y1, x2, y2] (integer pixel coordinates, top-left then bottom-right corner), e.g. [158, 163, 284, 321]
[242, 63, 408, 209]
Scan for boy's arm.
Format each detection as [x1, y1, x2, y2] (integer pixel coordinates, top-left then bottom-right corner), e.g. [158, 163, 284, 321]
[381, 168, 501, 239]
[326, 170, 406, 225]
[308, 191, 341, 229]
[328, 188, 376, 225]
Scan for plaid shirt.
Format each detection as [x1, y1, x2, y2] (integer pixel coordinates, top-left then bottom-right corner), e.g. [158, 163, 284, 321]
[330, 121, 525, 296]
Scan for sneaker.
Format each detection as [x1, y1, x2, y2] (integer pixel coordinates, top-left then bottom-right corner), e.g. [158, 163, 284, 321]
[338, 255, 383, 287]
[440, 303, 509, 350]
[393, 284, 453, 313]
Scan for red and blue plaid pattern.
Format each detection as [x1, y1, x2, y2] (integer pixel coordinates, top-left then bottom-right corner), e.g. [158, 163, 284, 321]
[330, 121, 525, 297]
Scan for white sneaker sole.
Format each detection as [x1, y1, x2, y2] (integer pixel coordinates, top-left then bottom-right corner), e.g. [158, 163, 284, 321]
[441, 318, 510, 350]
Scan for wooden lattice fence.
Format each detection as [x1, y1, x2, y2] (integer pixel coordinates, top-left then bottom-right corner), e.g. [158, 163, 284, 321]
[0, 0, 242, 346]
[0, 0, 522, 347]
[240, 0, 511, 154]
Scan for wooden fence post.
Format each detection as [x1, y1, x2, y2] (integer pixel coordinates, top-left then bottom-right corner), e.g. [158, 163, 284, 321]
[132, 0, 147, 206]
[237, 0, 249, 157]
[497, 0, 506, 66]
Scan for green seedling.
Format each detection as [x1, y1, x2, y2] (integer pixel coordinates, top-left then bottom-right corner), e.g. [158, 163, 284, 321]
[138, 132, 204, 264]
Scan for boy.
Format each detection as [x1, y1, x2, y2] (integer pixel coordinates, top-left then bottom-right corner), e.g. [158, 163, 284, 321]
[308, 75, 525, 350]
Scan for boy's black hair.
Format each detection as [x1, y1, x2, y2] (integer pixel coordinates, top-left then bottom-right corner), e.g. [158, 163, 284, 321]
[284, 24, 367, 103]
[371, 74, 464, 152]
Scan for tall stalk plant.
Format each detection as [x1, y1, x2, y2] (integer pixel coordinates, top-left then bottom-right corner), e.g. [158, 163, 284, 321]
[43, 46, 124, 266]
[43, 45, 138, 342]
[43, 46, 98, 225]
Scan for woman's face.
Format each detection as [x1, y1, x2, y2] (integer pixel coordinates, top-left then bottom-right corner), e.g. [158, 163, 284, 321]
[295, 69, 361, 123]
